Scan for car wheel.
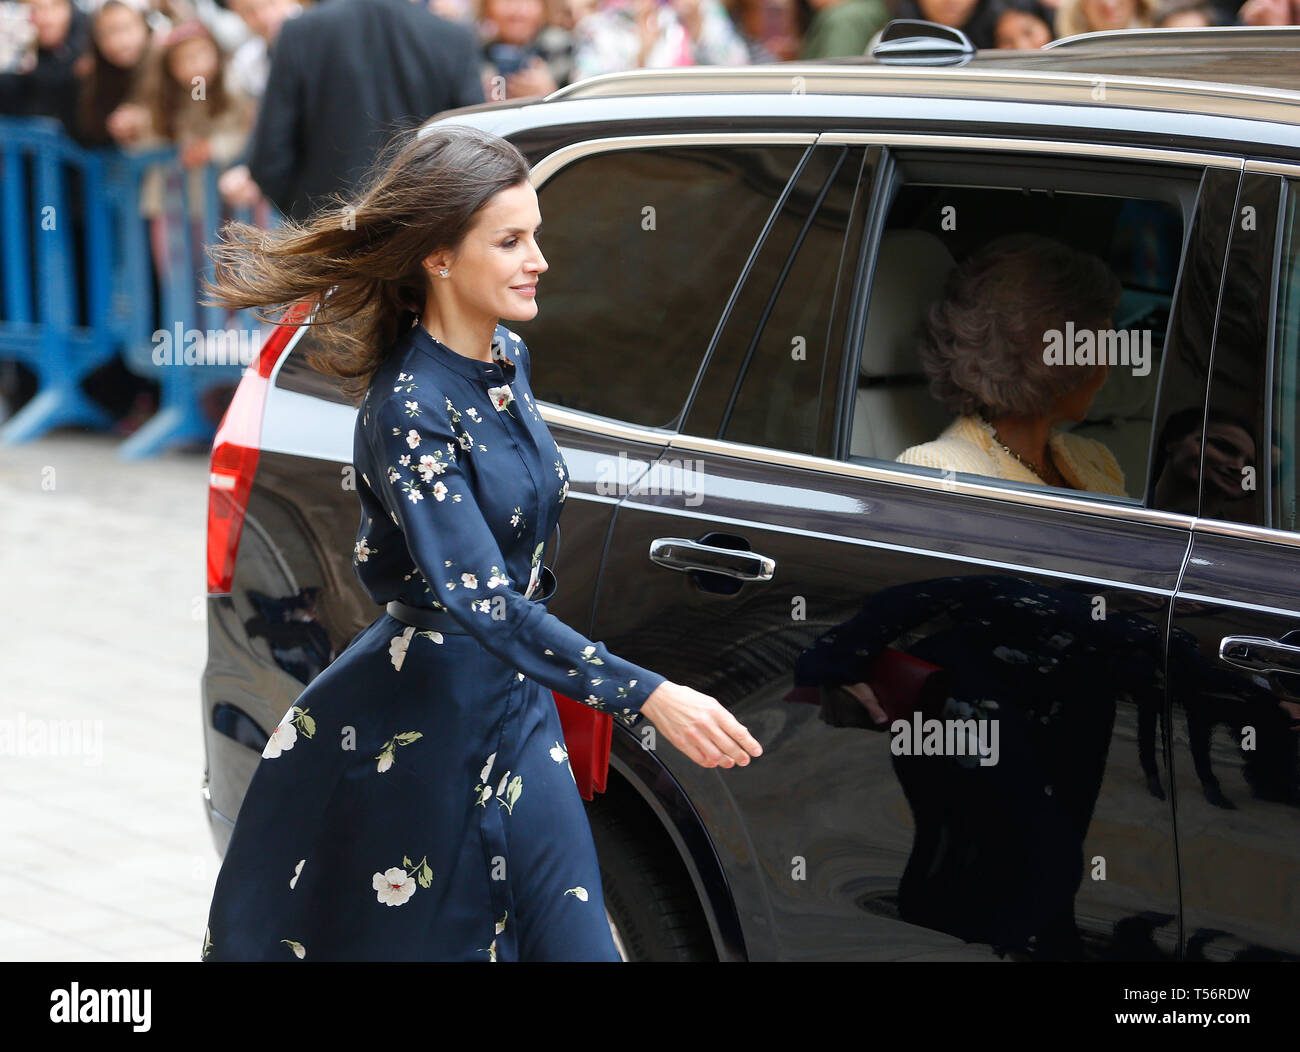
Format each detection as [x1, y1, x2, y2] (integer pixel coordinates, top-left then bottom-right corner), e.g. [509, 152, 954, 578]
[589, 792, 715, 962]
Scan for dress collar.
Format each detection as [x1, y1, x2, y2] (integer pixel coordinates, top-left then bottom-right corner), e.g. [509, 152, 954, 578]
[409, 322, 515, 383]
[962, 414, 1085, 489]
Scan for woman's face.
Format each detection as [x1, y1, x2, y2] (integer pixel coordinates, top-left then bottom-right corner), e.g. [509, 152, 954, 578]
[168, 35, 219, 87]
[995, 10, 1052, 47]
[1080, 0, 1136, 31]
[917, 0, 980, 27]
[430, 181, 548, 324]
[485, 0, 546, 45]
[95, 4, 150, 69]
[27, 0, 72, 50]
[1203, 422, 1256, 499]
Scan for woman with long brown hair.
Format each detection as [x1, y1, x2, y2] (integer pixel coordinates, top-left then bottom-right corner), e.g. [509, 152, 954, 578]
[200, 123, 761, 961]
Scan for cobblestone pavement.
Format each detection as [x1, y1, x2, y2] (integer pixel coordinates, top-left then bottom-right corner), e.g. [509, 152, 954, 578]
[0, 431, 216, 961]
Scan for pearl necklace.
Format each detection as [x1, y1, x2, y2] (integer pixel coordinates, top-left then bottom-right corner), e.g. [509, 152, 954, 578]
[979, 417, 1064, 485]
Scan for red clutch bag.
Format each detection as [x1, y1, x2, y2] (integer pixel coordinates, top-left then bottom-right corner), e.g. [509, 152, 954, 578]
[552, 691, 612, 801]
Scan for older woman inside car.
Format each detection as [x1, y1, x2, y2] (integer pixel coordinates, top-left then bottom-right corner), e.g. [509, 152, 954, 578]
[896, 232, 1128, 496]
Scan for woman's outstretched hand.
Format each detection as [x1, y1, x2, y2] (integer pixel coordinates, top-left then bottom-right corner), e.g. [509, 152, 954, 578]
[639, 681, 763, 769]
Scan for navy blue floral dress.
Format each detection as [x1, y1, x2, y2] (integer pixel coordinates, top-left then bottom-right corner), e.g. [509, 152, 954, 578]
[201, 320, 666, 961]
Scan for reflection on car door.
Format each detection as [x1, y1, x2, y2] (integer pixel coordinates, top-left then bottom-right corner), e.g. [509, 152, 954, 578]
[590, 150, 1237, 961]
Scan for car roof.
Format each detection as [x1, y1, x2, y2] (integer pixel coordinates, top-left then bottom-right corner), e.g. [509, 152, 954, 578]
[432, 27, 1300, 165]
[527, 27, 1300, 125]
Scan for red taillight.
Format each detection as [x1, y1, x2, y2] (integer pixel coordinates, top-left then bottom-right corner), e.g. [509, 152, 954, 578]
[206, 303, 312, 594]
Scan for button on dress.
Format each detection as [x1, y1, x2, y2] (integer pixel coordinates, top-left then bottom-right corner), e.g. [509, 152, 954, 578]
[201, 320, 667, 961]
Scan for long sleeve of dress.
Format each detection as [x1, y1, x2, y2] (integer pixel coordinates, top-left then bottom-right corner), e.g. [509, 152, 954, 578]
[365, 391, 666, 730]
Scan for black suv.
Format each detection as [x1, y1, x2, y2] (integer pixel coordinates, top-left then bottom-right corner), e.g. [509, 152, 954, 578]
[201, 25, 1300, 961]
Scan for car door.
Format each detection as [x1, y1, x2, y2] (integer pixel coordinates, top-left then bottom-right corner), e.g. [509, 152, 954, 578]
[1169, 167, 1300, 962]
[590, 138, 1240, 961]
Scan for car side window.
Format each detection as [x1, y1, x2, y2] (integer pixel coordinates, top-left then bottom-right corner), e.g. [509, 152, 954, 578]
[512, 144, 806, 430]
[680, 145, 872, 456]
[845, 152, 1197, 507]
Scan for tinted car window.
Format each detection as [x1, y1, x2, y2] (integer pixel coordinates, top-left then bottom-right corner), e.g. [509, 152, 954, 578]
[846, 153, 1194, 506]
[681, 145, 870, 456]
[512, 144, 806, 429]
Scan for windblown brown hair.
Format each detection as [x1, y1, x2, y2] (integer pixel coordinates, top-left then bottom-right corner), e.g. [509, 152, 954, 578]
[202, 124, 532, 403]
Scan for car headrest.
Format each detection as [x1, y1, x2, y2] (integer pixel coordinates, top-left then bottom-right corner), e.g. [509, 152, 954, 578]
[860, 230, 955, 379]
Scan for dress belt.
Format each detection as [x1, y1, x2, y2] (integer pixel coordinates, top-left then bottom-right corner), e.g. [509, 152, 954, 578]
[385, 566, 557, 634]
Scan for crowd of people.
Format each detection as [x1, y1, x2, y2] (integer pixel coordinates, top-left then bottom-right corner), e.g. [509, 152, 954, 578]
[0, 0, 1290, 430]
[1, 0, 1292, 179]
[0, 0, 1292, 230]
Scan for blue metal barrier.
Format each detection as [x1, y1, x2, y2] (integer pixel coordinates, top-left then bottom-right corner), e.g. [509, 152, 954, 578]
[0, 117, 115, 439]
[0, 117, 281, 458]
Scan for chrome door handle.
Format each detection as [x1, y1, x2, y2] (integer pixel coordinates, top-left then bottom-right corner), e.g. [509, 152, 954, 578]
[649, 537, 775, 582]
[1218, 635, 1300, 675]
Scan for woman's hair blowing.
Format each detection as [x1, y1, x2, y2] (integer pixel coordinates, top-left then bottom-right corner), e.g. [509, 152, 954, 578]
[203, 124, 532, 402]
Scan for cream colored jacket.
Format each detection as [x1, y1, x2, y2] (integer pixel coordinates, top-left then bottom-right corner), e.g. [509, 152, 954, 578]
[896, 414, 1127, 497]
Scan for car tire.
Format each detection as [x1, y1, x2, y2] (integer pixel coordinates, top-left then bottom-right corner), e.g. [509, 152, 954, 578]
[588, 789, 715, 962]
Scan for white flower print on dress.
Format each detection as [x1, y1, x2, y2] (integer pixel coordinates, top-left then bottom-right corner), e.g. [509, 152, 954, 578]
[457, 431, 473, 451]
[290, 859, 305, 889]
[461, 572, 478, 589]
[431, 480, 448, 502]
[495, 769, 523, 814]
[403, 399, 421, 417]
[474, 752, 497, 806]
[372, 868, 415, 906]
[466, 407, 482, 422]
[398, 453, 411, 467]
[488, 385, 515, 415]
[389, 625, 416, 671]
[417, 454, 447, 482]
[373, 854, 433, 906]
[262, 706, 315, 758]
[564, 887, 589, 901]
[281, 939, 306, 959]
[405, 429, 421, 449]
[550, 740, 577, 784]
[354, 538, 375, 563]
